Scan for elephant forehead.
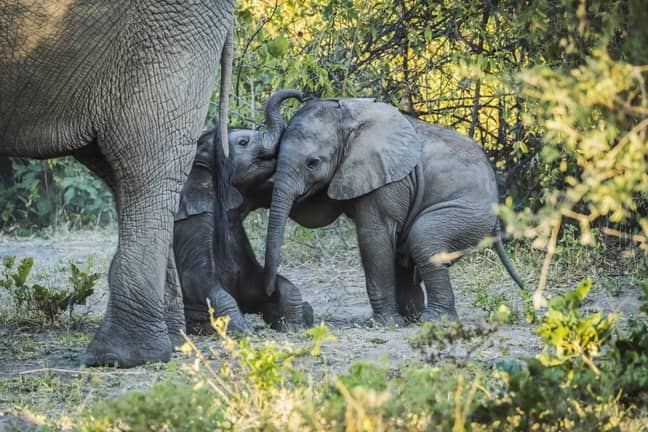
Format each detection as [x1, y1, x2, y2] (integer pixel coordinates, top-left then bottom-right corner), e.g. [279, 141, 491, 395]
[286, 114, 337, 143]
[228, 129, 253, 140]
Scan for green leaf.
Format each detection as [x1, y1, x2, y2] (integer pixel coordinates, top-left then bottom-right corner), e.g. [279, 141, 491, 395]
[267, 35, 289, 58]
[2, 255, 16, 269]
[13, 257, 34, 287]
[63, 187, 76, 204]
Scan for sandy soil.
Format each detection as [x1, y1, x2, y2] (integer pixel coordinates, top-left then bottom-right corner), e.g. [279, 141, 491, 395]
[0, 229, 643, 428]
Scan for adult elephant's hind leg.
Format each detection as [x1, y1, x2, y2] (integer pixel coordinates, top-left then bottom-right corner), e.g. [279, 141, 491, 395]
[82, 133, 193, 368]
[165, 247, 186, 350]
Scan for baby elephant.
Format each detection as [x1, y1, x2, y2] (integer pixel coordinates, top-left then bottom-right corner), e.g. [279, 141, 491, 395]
[174, 127, 313, 334]
[263, 98, 525, 325]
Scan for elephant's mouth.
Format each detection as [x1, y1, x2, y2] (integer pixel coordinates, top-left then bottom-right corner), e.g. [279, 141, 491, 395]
[255, 157, 276, 170]
[258, 153, 276, 162]
[193, 160, 210, 170]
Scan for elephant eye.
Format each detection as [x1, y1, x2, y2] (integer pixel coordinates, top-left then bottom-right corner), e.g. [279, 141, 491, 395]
[306, 158, 320, 170]
[238, 137, 249, 147]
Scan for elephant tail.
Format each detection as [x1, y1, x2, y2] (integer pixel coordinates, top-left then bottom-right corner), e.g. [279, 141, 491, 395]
[493, 219, 526, 290]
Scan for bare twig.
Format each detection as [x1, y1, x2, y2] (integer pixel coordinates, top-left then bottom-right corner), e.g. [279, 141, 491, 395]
[535, 216, 561, 309]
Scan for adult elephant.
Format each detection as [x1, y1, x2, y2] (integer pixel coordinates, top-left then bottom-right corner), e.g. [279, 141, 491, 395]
[0, 1, 235, 367]
[263, 99, 525, 324]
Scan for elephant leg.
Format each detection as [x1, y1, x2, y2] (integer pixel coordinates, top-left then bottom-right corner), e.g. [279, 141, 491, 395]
[355, 223, 405, 326]
[415, 264, 457, 321]
[81, 124, 198, 367]
[208, 287, 254, 335]
[407, 212, 470, 322]
[409, 207, 497, 322]
[395, 264, 425, 322]
[164, 247, 186, 350]
[82, 184, 177, 367]
[273, 275, 313, 331]
[237, 267, 313, 332]
[259, 300, 313, 331]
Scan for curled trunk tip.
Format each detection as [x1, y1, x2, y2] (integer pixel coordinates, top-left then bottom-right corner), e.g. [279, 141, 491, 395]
[261, 89, 305, 152]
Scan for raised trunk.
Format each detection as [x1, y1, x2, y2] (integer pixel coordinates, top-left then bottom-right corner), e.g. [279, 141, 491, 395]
[264, 181, 295, 296]
[260, 89, 303, 153]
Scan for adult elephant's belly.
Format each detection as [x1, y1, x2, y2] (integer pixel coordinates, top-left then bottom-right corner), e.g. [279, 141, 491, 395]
[0, 1, 126, 158]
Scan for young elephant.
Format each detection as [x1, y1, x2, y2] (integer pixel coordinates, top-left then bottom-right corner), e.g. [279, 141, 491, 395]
[263, 98, 525, 325]
[228, 89, 305, 190]
[174, 128, 313, 334]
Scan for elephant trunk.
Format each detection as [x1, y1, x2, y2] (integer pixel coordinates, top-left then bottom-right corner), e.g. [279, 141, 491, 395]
[260, 89, 304, 154]
[264, 179, 296, 296]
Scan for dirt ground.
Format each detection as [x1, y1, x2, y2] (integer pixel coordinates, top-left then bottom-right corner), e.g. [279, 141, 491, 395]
[0, 228, 644, 428]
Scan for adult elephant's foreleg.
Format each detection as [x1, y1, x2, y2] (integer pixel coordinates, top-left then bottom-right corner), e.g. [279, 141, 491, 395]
[164, 247, 186, 350]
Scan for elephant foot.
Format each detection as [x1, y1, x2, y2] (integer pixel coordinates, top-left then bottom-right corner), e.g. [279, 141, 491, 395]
[268, 301, 314, 332]
[81, 323, 172, 368]
[226, 315, 255, 336]
[419, 307, 458, 322]
[165, 315, 186, 351]
[367, 312, 406, 328]
[186, 315, 254, 336]
[272, 320, 302, 332]
[302, 301, 314, 327]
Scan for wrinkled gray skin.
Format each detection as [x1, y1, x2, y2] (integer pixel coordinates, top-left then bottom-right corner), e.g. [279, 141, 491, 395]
[0, 1, 234, 367]
[174, 128, 313, 335]
[229, 90, 342, 229]
[229, 89, 305, 190]
[264, 99, 525, 325]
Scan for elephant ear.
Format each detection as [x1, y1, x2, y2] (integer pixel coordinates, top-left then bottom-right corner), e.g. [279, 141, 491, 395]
[174, 179, 215, 221]
[328, 101, 422, 200]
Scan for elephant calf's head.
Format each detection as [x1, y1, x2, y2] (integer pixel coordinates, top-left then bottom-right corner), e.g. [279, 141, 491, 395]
[229, 127, 277, 188]
[228, 89, 305, 191]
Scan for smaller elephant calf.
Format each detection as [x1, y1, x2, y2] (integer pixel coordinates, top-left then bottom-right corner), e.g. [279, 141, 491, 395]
[174, 128, 312, 334]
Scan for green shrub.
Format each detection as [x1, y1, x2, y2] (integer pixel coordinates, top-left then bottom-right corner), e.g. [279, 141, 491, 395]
[472, 280, 648, 431]
[80, 314, 335, 431]
[73, 280, 648, 431]
[81, 378, 226, 432]
[0, 158, 115, 233]
[0, 256, 98, 322]
[614, 282, 648, 404]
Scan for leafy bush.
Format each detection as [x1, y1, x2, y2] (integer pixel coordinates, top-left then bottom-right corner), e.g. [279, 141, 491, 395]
[80, 309, 335, 431]
[75, 279, 647, 431]
[473, 280, 648, 431]
[0, 256, 98, 322]
[81, 377, 226, 432]
[0, 158, 115, 233]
